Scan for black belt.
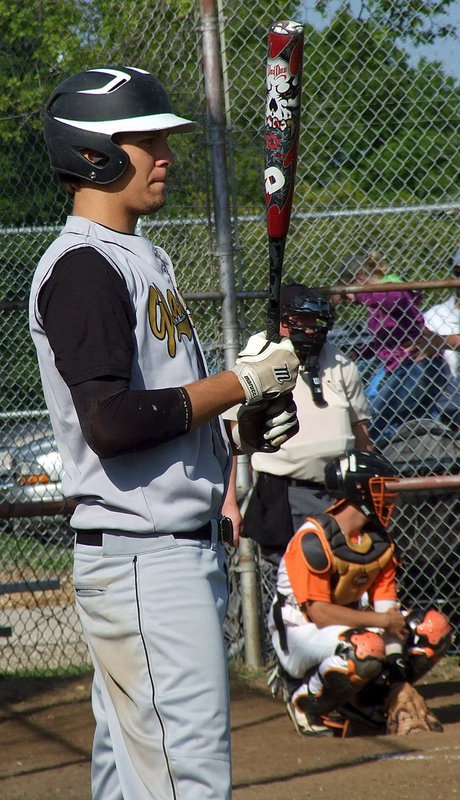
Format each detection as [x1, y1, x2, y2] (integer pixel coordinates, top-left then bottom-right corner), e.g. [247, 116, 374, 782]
[286, 478, 322, 489]
[273, 592, 289, 654]
[75, 518, 233, 546]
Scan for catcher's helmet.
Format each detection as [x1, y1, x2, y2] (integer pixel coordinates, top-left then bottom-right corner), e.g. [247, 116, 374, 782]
[324, 449, 398, 527]
[280, 284, 335, 359]
[44, 66, 197, 184]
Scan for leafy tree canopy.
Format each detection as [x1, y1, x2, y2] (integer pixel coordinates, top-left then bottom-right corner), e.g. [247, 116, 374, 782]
[313, 0, 457, 44]
[0, 0, 458, 226]
[225, 4, 460, 210]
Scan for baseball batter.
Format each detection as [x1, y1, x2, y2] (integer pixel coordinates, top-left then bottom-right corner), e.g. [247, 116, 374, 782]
[29, 66, 300, 800]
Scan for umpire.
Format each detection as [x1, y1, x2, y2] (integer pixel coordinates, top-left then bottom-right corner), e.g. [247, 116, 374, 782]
[244, 283, 372, 564]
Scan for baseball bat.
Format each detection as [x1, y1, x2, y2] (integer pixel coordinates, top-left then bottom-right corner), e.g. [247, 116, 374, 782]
[264, 20, 304, 344]
[259, 20, 304, 453]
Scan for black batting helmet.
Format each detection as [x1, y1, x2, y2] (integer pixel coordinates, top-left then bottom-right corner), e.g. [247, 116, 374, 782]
[43, 66, 197, 184]
[324, 449, 398, 527]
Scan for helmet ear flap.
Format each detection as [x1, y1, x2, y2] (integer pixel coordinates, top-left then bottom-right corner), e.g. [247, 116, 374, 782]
[43, 126, 130, 184]
[324, 454, 347, 496]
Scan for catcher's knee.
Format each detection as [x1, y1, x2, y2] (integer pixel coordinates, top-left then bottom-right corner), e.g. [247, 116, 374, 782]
[405, 608, 452, 681]
[293, 628, 385, 716]
[338, 628, 386, 682]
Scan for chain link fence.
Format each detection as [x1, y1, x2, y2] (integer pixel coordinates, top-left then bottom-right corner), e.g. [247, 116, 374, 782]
[0, 0, 459, 673]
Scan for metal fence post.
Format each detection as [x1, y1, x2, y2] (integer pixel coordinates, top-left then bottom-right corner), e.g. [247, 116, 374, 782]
[237, 455, 262, 668]
[199, 0, 262, 668]
[199, 0, 239, 368]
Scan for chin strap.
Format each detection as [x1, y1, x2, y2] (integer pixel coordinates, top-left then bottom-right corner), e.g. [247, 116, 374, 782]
[301, 362, 328, 408]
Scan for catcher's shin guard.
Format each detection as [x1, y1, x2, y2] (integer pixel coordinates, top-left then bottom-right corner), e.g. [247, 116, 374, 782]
[405, 608, 452, 682]
[292, 628, 385, 717]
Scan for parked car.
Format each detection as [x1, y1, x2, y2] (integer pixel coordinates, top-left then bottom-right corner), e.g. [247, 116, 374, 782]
[3, 435, 64, 504]
[0, 425, 72, 546]
[328, 319, 372, 359]
[0, 419, 56, 498]
[327, 320, 383, 391]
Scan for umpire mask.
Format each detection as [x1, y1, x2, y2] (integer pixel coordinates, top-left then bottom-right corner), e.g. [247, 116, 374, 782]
[280, 284, 335, 363]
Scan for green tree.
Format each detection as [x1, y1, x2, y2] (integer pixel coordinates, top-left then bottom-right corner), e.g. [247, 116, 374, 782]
[295, 9, 460, 207]
[0, 0, 205, 226]
[217, 4, 459, 213]
[314, 0, 457, 44]
[0, 0, 94, 225]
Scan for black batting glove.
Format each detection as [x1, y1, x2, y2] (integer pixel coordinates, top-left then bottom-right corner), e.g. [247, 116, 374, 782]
[235, 393, 299, 455]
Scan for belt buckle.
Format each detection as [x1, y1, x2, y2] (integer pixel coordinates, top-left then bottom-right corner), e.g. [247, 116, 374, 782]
[218, 516, 233, 545]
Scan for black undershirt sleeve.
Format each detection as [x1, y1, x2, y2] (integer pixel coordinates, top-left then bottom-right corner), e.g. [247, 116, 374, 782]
[69, 378, 192, 458]
[38, 248, 193, 457]
[38, 247, 135, 384]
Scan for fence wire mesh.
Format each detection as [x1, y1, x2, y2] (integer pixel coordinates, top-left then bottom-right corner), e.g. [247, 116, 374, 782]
[0, 0, 459, 673]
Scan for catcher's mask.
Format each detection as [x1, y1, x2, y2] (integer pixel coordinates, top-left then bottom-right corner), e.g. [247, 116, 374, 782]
[280, 284, 335, 361]
[324, 449, 398, 527]
[44, 66, 197, 184]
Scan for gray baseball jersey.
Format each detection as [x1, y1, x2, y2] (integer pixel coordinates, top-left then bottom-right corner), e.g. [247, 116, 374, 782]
[30, 216, 231, 532]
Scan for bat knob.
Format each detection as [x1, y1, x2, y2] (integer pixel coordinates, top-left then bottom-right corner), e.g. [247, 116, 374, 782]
[258, 440, 280, 454]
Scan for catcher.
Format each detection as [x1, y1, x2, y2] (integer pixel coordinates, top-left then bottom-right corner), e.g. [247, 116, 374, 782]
[268, 449, 453, 737]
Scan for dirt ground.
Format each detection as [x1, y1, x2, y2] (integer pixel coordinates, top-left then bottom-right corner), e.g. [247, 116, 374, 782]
[0, 659, 459, 800]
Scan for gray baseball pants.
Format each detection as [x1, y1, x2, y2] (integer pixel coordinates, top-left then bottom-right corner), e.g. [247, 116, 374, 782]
[73, 528, 231, 800]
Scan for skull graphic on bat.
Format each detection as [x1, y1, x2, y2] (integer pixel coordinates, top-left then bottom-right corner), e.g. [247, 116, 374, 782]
[266, 58, 301, 131]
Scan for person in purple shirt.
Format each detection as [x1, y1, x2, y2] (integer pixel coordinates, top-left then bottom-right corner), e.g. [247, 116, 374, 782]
[338, 251, 449, 445]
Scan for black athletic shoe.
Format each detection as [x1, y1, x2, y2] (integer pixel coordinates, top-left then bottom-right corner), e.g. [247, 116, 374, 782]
[286, 701, 331, 736]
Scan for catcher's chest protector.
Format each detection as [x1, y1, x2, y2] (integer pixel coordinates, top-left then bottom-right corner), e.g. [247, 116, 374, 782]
[285, 513, 394, 607]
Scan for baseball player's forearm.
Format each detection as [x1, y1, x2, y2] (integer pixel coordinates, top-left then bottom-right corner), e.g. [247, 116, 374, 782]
[185, 372, 246, 429]
[68, 334, 299, 455]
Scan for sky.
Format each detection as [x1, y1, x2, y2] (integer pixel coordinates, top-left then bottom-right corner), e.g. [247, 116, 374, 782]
[299, 1, 460, 82]
[407, 3, 460, 81]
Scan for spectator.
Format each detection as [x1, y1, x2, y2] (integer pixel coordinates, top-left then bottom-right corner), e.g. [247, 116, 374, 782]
[410, 247, 460, 428]
[243, 284, 372, 565]
[338, 251, 450, 445]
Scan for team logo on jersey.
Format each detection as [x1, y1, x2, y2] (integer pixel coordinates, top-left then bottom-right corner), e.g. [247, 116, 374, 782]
[148, 283, 193, 358]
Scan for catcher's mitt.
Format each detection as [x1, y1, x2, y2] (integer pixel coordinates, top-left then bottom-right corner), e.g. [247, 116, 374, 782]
[384, 682, 443, 736]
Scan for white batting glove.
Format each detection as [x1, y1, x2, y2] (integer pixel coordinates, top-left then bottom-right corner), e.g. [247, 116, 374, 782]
[231, 332, 299, 404]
